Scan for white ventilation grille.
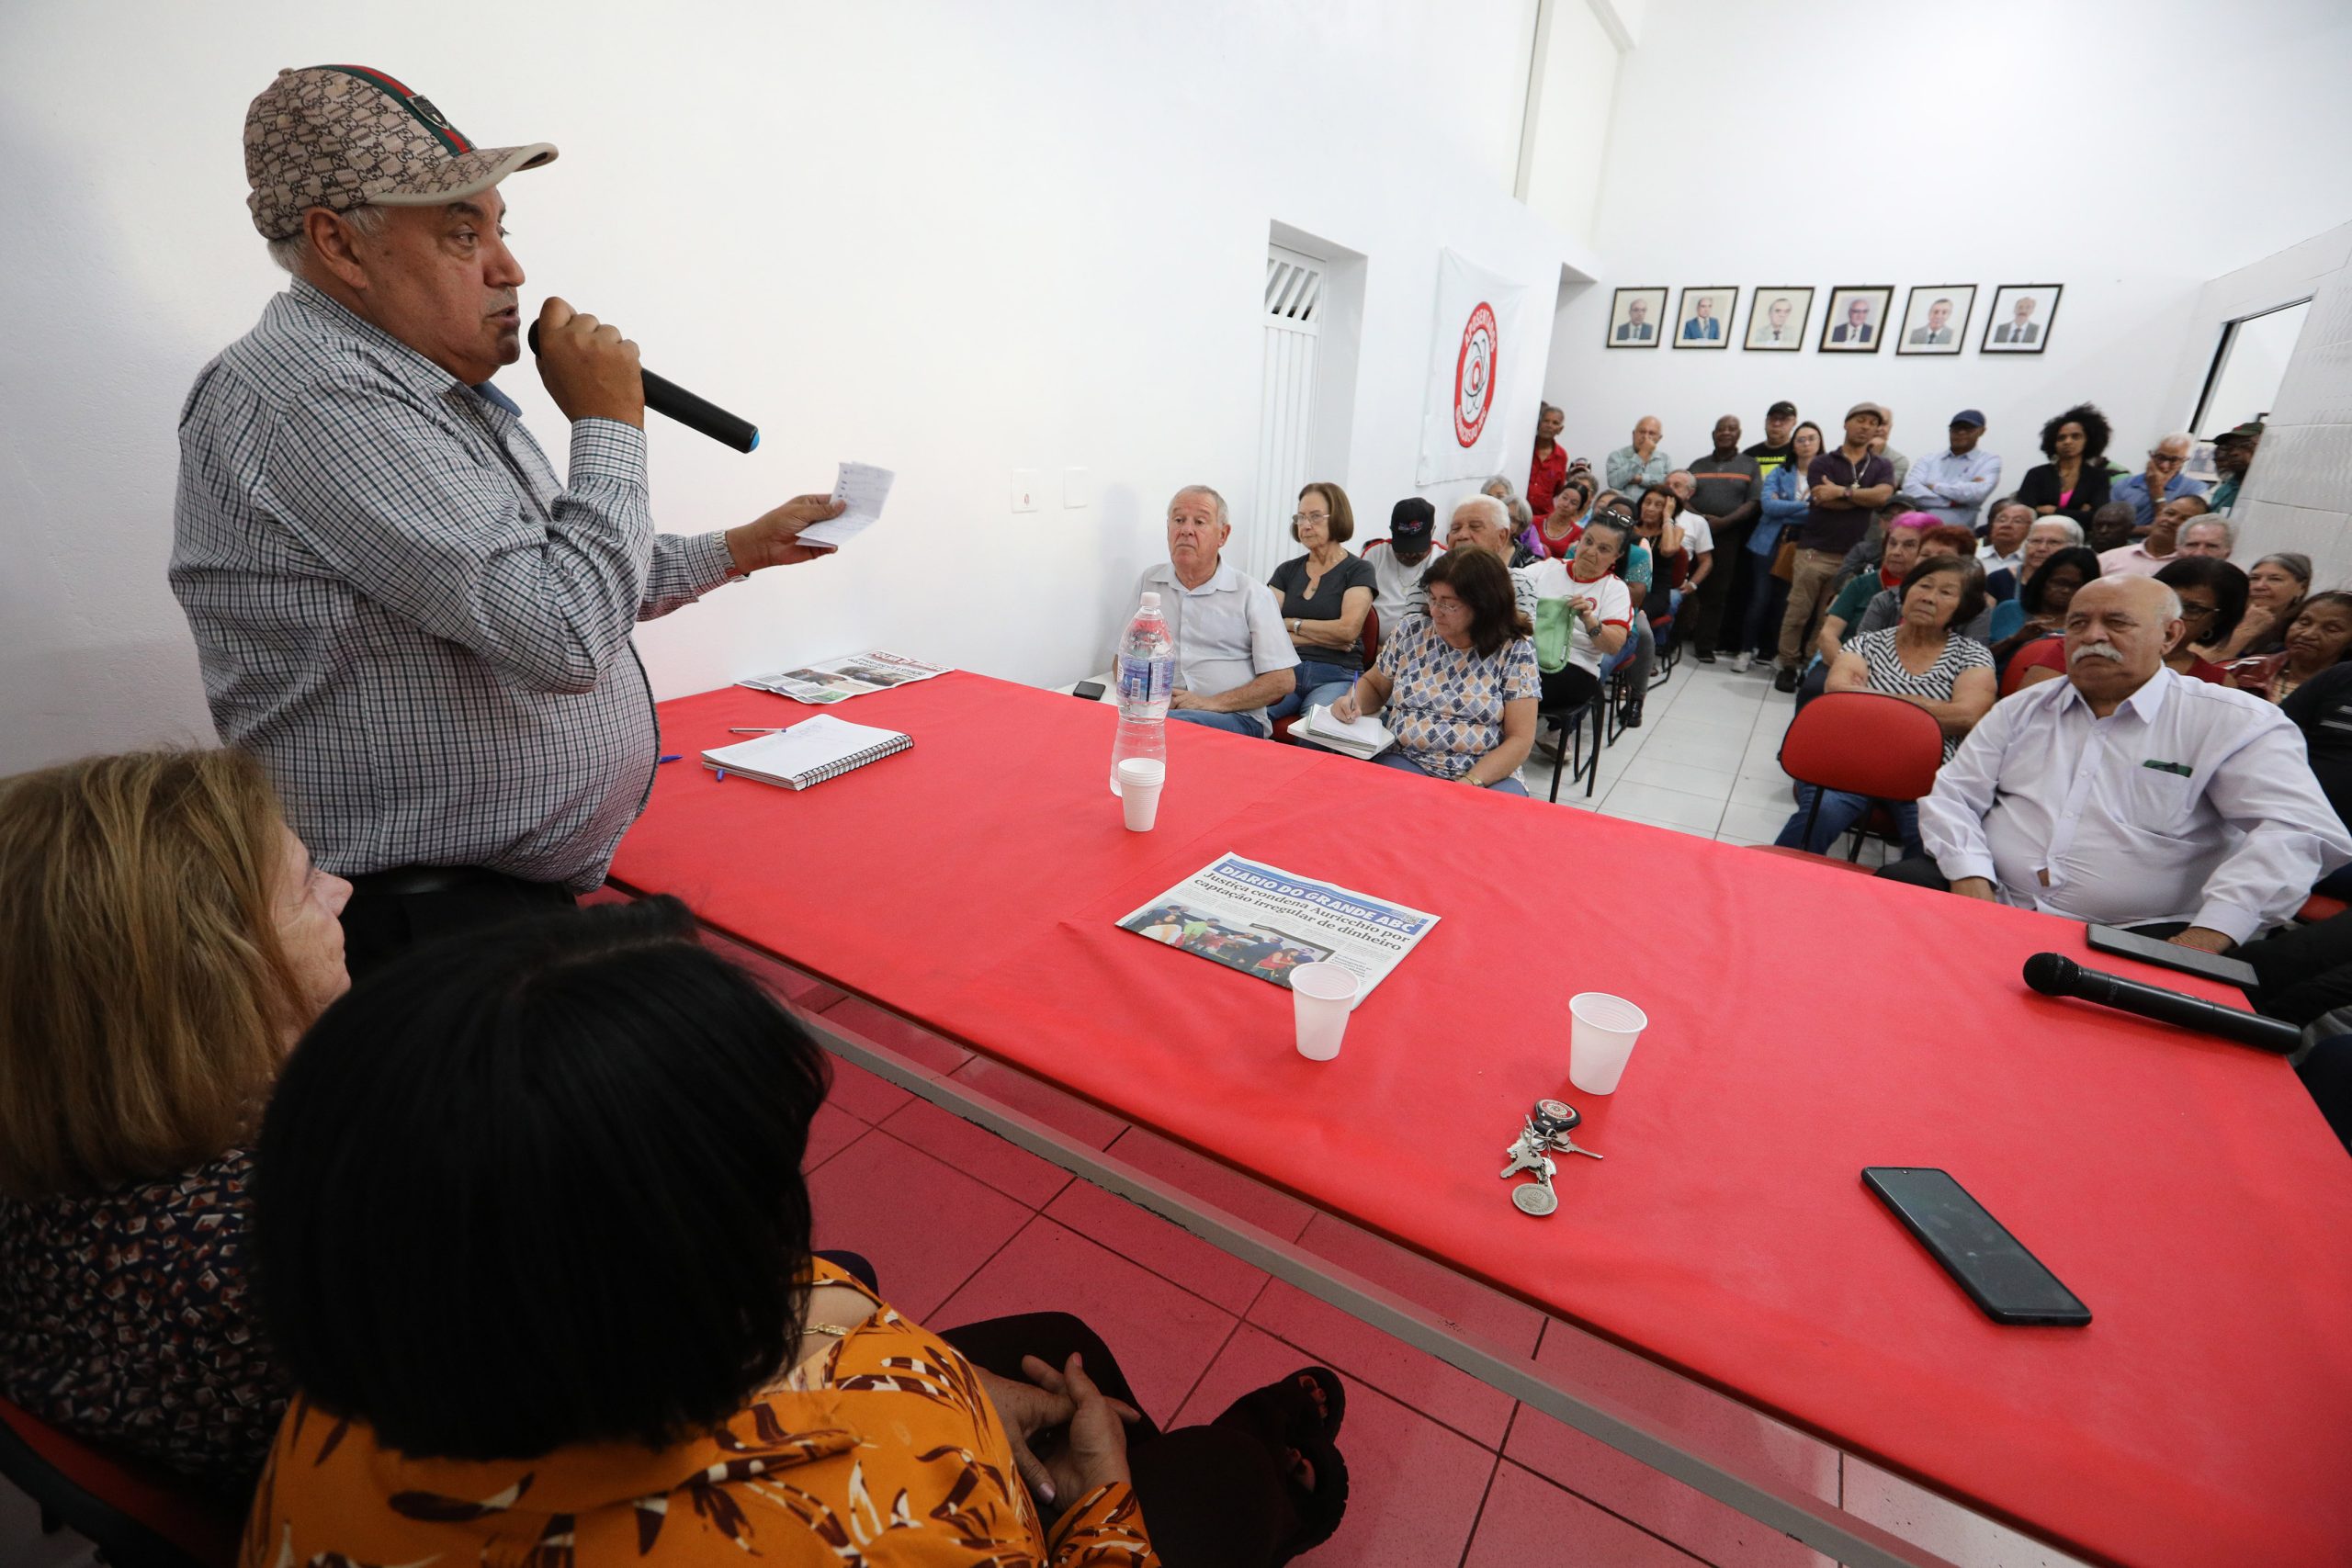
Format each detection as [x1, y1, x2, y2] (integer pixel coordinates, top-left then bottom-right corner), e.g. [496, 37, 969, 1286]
[1264, 251, 1325, 329]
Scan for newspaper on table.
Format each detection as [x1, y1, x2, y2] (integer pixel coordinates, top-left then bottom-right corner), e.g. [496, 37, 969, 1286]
[1117, 852, 1440, 999]
[739, 649, 954, 705]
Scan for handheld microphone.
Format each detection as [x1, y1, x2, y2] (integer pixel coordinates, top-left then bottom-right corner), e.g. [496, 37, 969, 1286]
[526, 321, 760, 454]
[2022, 953, 2300, 1055]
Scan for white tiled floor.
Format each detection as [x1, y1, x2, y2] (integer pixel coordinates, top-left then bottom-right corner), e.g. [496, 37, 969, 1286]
[1521, 652, 1900, 866]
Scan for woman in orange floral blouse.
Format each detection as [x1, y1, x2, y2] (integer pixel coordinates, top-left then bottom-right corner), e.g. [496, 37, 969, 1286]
[247, 898, 1347, 1566]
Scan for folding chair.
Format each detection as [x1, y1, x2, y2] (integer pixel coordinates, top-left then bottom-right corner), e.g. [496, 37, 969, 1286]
[0, 1397, 241, 1568]
[1750, 692, 1945, 871]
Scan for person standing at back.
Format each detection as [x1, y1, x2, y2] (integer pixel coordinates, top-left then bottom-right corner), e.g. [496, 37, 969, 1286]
[1527, 402, 1568, 520]
[1774, 405, 1894, 692]
[1746, 400, 1799, 482]
[2017, 403, 2115, 527]
[172, 67, 843, 977]
[1605, 416, 1670, 503]
[1902, 411, 2003, 532]
[1680, 416, 1762, 662]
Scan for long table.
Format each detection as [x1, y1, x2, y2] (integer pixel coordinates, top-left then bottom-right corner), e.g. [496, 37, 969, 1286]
[611, 671, 2352, 1568]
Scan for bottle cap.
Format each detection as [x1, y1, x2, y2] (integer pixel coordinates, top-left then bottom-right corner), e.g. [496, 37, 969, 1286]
[1139, 591, 1161, 610]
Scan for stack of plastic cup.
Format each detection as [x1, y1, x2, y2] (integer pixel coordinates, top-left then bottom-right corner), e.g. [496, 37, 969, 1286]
[1115, 758, 1165, 830]
[1289, 964, 1362, 1060]
[1567, 992, 1648, 1094]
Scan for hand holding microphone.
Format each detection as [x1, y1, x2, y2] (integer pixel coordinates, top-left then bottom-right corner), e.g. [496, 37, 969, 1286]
[532, 298, 646, 429]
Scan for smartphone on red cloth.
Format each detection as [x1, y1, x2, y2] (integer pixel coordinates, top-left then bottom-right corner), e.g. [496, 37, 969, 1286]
[1862, 1168, 2091, 1326]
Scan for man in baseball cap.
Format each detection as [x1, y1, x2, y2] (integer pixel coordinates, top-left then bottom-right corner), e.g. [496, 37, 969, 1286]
[1363, 498, 1442, 630]
[2207, 421, 2265, 516]
[1900, 408, 2004, 533]
[172, 66, 842, 975]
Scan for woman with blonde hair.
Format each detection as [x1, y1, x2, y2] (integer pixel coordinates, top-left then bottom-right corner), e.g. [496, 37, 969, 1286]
[0, 748, 350, 1498]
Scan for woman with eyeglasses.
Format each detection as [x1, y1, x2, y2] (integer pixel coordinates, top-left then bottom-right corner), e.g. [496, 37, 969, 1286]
[1266, 481, 1377, 723]
[2152, 557, 2247, 685]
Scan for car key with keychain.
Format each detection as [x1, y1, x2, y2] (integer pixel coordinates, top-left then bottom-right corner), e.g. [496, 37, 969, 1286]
[1500, 1097, 1601, 1216]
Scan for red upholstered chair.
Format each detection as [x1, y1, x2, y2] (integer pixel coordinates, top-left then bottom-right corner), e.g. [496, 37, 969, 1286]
[0, 1397, 241, 1568]
[1752, 692, 1947, 871]
[2302, 893, 2346, 924]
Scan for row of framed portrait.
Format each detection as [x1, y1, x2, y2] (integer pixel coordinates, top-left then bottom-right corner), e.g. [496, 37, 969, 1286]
[1606, 284, 2063, 355]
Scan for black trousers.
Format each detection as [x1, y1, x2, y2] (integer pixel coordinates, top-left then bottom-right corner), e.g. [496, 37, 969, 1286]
[1540, 664, 1600, 713]
[940, 1313, 1305, 1568]
[1686, 518, 1750, 655]
[339, 866, 578, 981]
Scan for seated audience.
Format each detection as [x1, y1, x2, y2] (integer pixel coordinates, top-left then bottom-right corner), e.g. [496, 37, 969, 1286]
[2206, 420, 2262, 515]
[249, 899, 1349, 1565]
[2199, 551, 2310, 661]
[1883, 576, 2350, 947]
[1987, 513, 2081, 604]
[1988, 546, 2102, 683]
[1333, 548, 1538, 793]
[1681, 416, 1764, 663]
[1662, 482, 1717, 634]
[1361, 498, 1442, 629]
[1527, 513, 1633, 716]
[1902, 410, 2003, 531]
[1582, 509, 1660, 725]
[2086, 500, 2139, 555]
[1813, 513, 1930, 674]
[1735, 419, 1824, 672]
[1528, 401, 1567, 518]
[2152, 557, 2247, 685]
[1129, 485, 1297, 737]
[1776, 404, 1894, 693]
[1634, 489, 1691, 639]
[1484, 474, 1534, 545]
[1266, 481, 1376, 722]
[1521, 478, 1589, 561]
[2177, 514, 2234, 560]
[1605, 416, 1670, 502]
[2099, 493, 2204, 576]
[1416, 495, 1540, 622]
[2282, 662, 2352, 897]
[1852, 525, 1996, 643]
[2111, 432, 2208, 530]
[2230, 592, 2352, 704]
[2017, 402, 2115, 528]
[1975, 499, 2032, 592]
[0, 749, 352, 1499]
[1772, 557, 1995, 859]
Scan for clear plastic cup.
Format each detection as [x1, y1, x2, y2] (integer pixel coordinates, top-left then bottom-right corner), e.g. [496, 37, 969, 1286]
[1289, 963, 1362, 1061]
[1567, 992, 1649, 1095]
[1115, 758, 1165, 830]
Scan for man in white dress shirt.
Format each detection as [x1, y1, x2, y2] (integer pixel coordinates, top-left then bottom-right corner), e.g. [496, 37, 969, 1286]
[1883, 576, 2349, 950]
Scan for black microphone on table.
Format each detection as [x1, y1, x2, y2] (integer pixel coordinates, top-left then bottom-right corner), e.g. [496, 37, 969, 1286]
[2022, 953, 2301, 1055]
[525, 321, 760, 454]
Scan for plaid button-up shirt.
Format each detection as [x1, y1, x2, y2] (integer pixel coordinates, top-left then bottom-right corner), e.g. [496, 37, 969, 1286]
[172, 281, 735, 891]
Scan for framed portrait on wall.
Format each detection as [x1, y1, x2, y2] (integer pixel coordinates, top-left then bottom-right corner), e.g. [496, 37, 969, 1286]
[1606, 287, 1668, 348]
[1983, 284, 2062, 353]
[1744, 288, 1813, 350]
[1819, 286, 1894, 352]
[1672, 286, 1736, 348]
[1895, 285, 1976, 355]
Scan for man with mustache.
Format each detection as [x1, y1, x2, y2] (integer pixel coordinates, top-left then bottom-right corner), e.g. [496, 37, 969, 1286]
[173, 67, 840, 975]
[1881, 577, 2347, 951]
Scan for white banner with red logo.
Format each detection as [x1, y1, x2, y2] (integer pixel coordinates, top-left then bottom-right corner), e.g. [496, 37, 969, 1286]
[1416, 248, 1532, 486]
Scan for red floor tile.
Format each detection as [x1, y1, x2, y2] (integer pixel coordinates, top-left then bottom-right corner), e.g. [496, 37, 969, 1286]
[805, 1129, 1030, 1321]
[1171, 1324, 1498, 1568]
[1292, 1213, 1545, 1358]
[1464, 1461, 1706, 1568]
[804, 1103, 866, 1171]
[1502, 1321, 1837, 1568]
[948, 1055, 1131, 1149]
[823, 1055, 915, 1124]
[1102, 1126, 1318, 1244]
[882, 1096, 1073, 1209]
[819, 995, 974, 1077]
[931, 1217, 1238, 1421]
[1042, 1179, 1272, 1317]
[1244, 1280, 1517, 1450]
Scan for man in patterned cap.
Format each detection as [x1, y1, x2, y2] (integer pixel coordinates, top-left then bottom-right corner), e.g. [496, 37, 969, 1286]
[173, 65, 842, 975]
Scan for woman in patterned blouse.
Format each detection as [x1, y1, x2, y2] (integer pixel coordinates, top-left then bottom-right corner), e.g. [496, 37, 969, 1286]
[0, 749, 352, 1500]
[1330, 547, 1541, 792]
[247, 898, 1348, 1567]
[1773, 556, 1996, 859]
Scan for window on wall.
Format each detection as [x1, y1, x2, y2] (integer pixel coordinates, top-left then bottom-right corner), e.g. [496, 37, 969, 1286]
[2195, 299, 2312, 438]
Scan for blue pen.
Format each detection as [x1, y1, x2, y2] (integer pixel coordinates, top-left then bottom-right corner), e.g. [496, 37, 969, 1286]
[715, 770, 729, 783]
[658, 753, 683, 763]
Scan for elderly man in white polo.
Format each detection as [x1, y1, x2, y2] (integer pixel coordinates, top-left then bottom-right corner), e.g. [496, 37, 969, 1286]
[1124, 486, 1297, 736]
[173, 64, 842, 976]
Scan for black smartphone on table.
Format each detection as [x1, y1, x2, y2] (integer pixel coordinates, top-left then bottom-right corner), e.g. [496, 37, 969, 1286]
[2086, 924, 2256, 988]
[1861, 1168, 2090, 1326]
[1072, 681, 1106, 702]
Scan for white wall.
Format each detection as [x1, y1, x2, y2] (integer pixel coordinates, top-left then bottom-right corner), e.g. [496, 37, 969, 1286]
[1539, 0, 2352, 487]
[0, 0, 1589, 774]
[1521, 0, 1624, 250]
[2216, 221, 2352, 590]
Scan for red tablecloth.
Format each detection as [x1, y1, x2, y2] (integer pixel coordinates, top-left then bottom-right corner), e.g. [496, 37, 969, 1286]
[614, 673, 2352, 1568]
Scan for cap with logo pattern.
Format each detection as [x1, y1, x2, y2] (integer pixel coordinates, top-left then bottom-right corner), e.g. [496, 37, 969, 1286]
[244, 64, 556, 240]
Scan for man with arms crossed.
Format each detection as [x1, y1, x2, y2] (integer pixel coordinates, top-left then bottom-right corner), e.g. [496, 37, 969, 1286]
[1902, 410, 2002, 531]
[1885, 577, 2347, 949]
[1775, 404, 1894, 692]
[173, 67, 842, 976]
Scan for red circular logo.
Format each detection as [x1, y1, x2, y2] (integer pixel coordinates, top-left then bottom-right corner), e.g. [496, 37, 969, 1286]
[1454, 302, 1498, 447]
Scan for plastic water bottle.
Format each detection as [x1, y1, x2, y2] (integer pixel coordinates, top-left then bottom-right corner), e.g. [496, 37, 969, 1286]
[1110, 591, 1175, 795]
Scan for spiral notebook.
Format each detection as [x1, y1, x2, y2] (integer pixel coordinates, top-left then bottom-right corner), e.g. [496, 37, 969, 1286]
[700, 716, 912, 791]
